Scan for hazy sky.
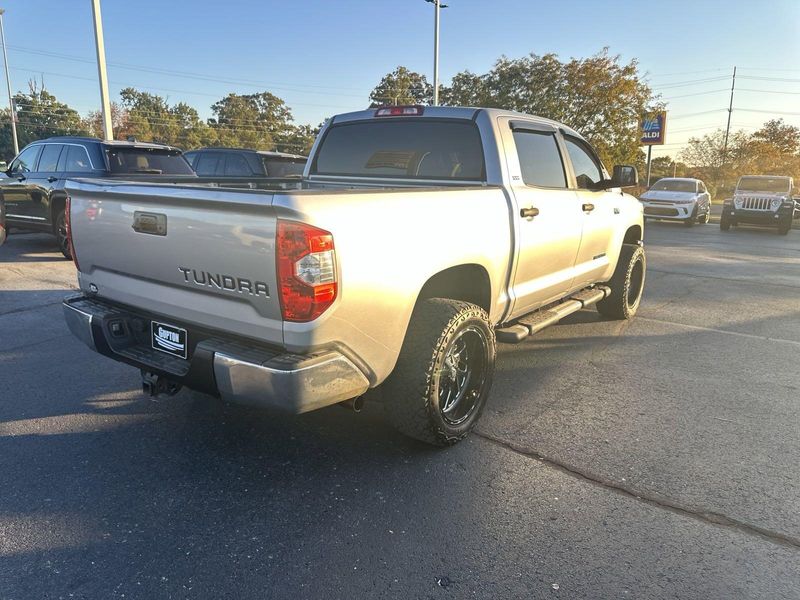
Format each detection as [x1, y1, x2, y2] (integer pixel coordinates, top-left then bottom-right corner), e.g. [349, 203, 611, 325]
[1, 0, 798, 158]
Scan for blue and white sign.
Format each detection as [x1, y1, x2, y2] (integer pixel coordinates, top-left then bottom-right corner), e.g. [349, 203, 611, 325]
[640, 111, 667, 146]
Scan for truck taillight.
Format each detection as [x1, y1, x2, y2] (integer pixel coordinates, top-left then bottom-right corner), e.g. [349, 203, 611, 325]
[65, 196, 80, 271]
[374, 105, 424, 117]
[276, 220, 337, 322]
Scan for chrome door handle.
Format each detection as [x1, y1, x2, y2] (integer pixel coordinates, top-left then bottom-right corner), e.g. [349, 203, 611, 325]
[47, 176, 58, 183]
[582, 203, 595, 212]
[520, 207, 540, 218]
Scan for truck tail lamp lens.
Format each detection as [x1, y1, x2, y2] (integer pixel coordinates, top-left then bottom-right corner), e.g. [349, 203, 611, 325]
[374, 105, 424, 117]
[276, 220, 337, 322]
[65, 196, 80, 271]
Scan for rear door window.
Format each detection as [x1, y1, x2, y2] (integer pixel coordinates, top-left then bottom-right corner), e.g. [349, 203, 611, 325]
[312, 119, 485, 181]
[38, 144, 64, 173]
[223, 153, 252, 176]
[512, 130, 567, 188]
[62, 145, 94, 173]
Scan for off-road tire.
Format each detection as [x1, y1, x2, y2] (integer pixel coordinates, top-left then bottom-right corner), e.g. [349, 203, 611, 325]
[55, 208, 71, 259]
[720, 213, 731, 231]
[596, 244, 646, 320]
[778, 222, 791, 236]
[382, 299, 495, 446]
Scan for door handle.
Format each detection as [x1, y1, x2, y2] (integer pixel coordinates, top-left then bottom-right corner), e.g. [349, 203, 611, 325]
[520, 207, 540, 219]
[47, 176, 58, 183]
[16, 175, 25, 182]
[582, 203, 595, 212]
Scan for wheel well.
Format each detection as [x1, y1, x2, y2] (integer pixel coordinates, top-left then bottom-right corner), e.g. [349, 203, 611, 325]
[416, 264, 491, 313]
[50, 194, 67, 232]
[623, 225, 642, 245]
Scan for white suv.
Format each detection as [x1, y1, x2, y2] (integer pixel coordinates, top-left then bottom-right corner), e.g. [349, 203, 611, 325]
[640, 177, 711, 226]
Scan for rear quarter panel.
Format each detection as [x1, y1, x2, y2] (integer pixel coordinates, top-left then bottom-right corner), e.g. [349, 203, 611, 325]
[273, 186, 513, 385]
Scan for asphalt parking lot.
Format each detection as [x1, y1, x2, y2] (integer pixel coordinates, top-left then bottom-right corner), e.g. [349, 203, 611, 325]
[1, 221, 799, 599]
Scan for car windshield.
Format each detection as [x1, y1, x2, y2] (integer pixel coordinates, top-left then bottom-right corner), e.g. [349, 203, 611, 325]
[650, 180, 696, 193]
[737, 177, 790, 194]
[312, 119, 485, 180]
[261, 156, 306, 177]
[105, 147, 194, 175]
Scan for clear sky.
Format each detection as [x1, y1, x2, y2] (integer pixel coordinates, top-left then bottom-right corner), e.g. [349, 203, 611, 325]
[1, 0, 798, 158]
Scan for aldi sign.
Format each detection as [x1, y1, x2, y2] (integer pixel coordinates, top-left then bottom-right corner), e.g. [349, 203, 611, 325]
[640, 111, 667, 145]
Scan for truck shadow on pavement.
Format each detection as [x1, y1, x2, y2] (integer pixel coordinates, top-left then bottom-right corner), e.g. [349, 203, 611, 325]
[0, 232, 66, 263]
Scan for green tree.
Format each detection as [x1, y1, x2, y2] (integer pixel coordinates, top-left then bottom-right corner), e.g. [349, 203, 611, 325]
[209, 92, 295, 150]
[369, 66, 433, 107]
[119, 88, 213, 149]
[0, 81, 88, 158]
[440, 49, 659, 168]
[86, 101, 130, 140]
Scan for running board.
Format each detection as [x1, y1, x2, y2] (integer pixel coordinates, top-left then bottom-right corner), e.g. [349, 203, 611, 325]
[495, 285, 610, 343]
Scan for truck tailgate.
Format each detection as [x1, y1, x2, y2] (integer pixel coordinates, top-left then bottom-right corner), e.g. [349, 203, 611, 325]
[66, 180, 283, 345]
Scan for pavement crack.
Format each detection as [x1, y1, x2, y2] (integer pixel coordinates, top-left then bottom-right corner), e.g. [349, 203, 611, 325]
[474, 429, 800, 551]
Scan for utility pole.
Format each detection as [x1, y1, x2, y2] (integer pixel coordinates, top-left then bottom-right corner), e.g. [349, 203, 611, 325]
[722, 66, 736, 160]
[425, 0, 448, 106]
[0, 8, 19, 156]
[91, 0, 113, 140]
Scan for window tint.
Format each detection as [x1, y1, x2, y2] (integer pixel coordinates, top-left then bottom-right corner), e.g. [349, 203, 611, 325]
[105, 147, 194, 174]
[651, 179, 696, 193]
[565, 138, 603, 189]
[313, 120, 485, 180]
[194, 152, 224, 176]
[262, 156, 305, 177]
[224, 153, 252, 176]
[10, 145, 43, 173]
[183, 151, 198, 169]
[512, 130, 566, 188]
[63, 145, 94, 172]
[38, 144, 63, 172]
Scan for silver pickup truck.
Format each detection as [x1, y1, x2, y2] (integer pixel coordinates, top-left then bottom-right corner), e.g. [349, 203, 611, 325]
[63, 106, 645, 446]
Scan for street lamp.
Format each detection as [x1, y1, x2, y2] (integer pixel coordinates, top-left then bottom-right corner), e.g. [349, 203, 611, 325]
[91, 0, 113, 140]
[424, 0, 448, 106]
[0, 8, 19, 156]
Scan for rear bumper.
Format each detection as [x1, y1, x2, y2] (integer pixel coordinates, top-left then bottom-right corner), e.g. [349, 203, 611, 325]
[63, 295, 369, 414]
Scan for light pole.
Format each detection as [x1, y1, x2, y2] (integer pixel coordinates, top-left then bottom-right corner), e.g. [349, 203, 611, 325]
[0, 8, 19, 156]
[425, 0, 448, 106]
[91, 0, 113, 140]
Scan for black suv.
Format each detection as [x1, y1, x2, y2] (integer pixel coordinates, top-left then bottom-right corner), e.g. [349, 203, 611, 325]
[183, 148, 306, 178]
[0, 137, 195, 257]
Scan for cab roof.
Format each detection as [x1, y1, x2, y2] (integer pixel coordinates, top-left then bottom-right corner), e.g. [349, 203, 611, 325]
[329, 106, 587, 141]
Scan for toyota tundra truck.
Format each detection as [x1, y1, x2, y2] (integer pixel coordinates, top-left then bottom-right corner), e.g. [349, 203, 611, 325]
[721, 175, 797, 235]
[62, 106, 645, 446]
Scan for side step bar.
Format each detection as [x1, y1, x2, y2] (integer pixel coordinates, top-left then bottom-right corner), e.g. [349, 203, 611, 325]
[495, 285, 610, 344]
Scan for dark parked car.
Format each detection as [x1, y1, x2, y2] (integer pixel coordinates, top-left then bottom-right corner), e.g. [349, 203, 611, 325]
[184, 148, 306, 178]
[0, 137, 195, 257]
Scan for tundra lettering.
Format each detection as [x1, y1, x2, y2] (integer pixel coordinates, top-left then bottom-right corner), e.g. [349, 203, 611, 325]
[178, 266, 270, 297]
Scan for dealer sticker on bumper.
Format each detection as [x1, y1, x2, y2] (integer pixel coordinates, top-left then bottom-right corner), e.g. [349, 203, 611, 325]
[151, 321, 188, 359]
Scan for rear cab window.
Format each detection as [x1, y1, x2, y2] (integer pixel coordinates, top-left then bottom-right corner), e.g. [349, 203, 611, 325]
[105, 146, 194, 175]
[312, 119, 485, 181]
[262, 156, 305, 177]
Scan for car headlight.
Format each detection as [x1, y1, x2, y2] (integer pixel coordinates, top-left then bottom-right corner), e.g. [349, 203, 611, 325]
[771, 198, 783, 209]
[734, 197, 743, 208]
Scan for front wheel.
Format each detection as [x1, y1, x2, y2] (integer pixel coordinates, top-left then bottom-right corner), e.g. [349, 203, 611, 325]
[596, 243, 646, 320]
[778, 222, 791, 236]
[382, 299, 496, 446]
[55, 208, 71, 259]
[720, 213, 731, 231]
[698, 209, 710, 224]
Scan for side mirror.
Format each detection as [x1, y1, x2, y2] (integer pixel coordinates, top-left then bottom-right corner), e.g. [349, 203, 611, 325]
[611, 165, 638, 188]
[593, 165, 638, 190]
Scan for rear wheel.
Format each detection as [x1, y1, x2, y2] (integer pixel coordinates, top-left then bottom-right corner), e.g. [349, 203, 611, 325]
[55, 208, 71, 259]
[596, 244, 646, 320]
[382, 299, 495, 446]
